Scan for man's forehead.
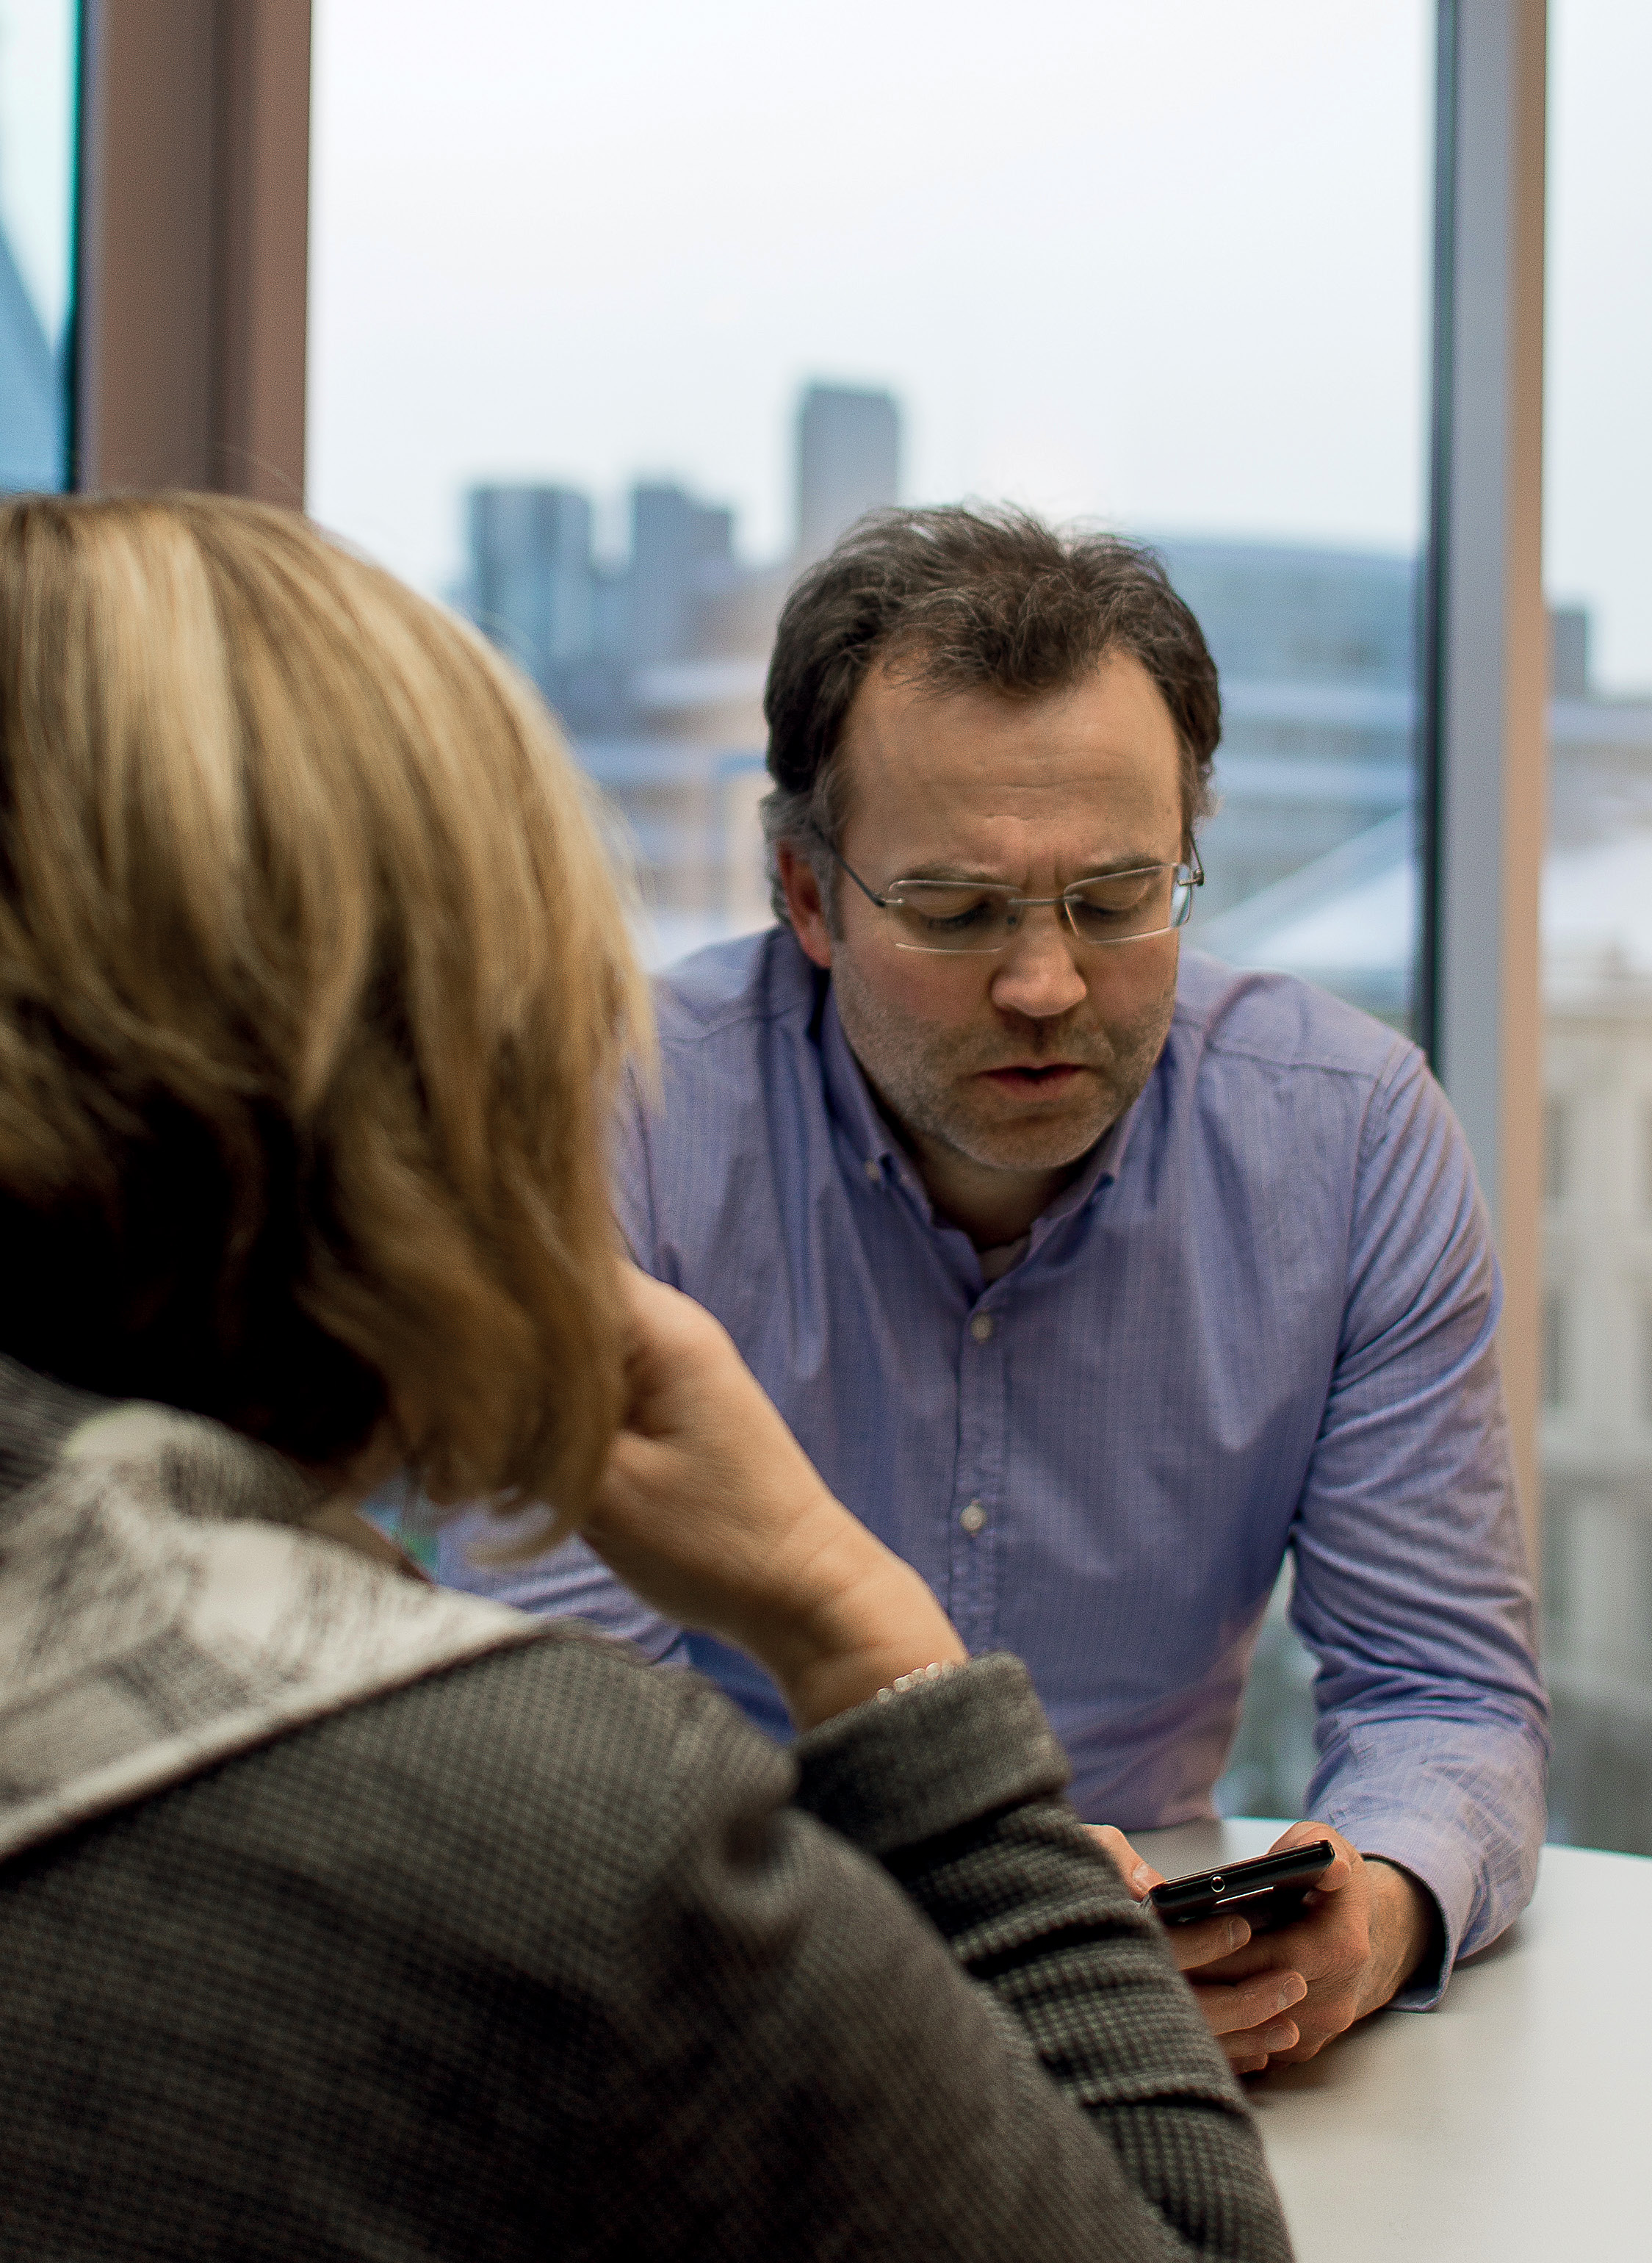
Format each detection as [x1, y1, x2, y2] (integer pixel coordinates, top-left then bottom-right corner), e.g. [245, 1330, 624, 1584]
[839, 650, 1182, 817]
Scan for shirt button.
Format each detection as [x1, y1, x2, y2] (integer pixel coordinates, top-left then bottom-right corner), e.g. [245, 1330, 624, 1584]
[969, 1312, 995, 1342]
[863, 1157, 881, 1183]
[960, 1500, 987, 1536]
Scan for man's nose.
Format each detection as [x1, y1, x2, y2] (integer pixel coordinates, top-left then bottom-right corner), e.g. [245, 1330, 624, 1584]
[986, 906, 1089, 1019]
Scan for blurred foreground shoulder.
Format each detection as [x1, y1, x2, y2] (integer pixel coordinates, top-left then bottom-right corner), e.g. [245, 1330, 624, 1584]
[0, 1626, 794, 2262]
[2, 1633, 1293, 2261]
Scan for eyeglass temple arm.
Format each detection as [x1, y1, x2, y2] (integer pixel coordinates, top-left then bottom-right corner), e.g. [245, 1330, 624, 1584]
[808, 827, 890, 909]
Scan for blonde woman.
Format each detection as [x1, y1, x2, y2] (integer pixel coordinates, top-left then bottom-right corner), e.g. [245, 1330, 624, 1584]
[0, 494, 1289, 2263]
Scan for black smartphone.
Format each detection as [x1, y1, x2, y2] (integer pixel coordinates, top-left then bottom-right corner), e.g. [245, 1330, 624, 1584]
[1148, 1840, 1335, 1932]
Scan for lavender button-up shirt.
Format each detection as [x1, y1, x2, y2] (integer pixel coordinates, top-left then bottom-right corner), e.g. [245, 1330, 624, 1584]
[439, 929, 1548, 1998]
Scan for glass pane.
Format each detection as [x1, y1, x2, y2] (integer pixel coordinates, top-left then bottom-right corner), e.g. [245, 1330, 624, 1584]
[310, 0, 1433, 1808]
[1541, 0, 1652, 1855]
[0, 1, 78, 494]
[310, 0, 1429, 993]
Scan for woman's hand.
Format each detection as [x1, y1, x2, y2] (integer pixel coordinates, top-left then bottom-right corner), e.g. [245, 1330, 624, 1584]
[582, 1267, 966, 1727]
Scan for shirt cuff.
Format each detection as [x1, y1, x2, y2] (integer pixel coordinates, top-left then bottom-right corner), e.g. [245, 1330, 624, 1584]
[1324, 1804, 1479, 2011]
[792, 1652, 1070, 1859]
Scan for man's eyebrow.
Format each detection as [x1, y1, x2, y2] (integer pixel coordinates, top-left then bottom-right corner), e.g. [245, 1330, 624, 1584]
[892, 852, 1172, 883]
[891, 860, 1010, 884]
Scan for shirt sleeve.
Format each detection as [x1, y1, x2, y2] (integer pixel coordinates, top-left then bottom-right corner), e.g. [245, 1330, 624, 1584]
[1288, 1043, 1549, 2005]
[591, 1653, 1292, 2263]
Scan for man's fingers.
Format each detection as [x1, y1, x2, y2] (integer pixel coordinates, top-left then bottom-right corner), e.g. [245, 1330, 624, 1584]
[1086, 1824, 1164, 1897]
[1161, 1911, 1253, 1971]
[1183, 1825, 1385, 2075]
[1188, 1969, 1307, 2040]
[1252, 2029, 1332, 2068]
[1082, 1831, 1260, 1970]
[1268, 1818, 1354, 1894]
[1193, 1926, 1320, 1983]
[1222, 2018, 1302, 2072]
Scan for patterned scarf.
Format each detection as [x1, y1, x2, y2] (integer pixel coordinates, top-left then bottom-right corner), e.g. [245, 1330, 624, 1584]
[0, 1358, 549, 1866]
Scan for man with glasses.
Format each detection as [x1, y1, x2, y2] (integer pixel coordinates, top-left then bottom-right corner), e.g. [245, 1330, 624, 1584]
[443, 506, 1545, 2073]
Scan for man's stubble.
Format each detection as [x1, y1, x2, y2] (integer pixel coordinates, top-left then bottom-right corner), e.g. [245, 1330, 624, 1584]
[829, 949, 1180, 1179]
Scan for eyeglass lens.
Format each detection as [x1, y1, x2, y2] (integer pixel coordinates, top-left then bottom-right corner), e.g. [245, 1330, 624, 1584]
[884, 867, 1196, 954]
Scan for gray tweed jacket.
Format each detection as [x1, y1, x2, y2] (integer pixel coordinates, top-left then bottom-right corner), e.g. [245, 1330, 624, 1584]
[0, 1596, 1292, 2260]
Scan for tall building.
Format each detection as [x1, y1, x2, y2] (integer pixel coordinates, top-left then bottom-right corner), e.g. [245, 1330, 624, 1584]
[468, 486, 596, 672]
[463, 384, 907, 950]
[629, 483, 735, 665]
[795, 384, 900, 562]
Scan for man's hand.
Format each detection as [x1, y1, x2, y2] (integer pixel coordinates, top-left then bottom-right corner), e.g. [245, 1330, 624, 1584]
[1092, 1819, 1438, 2074]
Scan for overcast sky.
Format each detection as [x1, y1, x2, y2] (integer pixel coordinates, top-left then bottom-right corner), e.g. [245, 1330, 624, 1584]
[309, 2, 1435, 583]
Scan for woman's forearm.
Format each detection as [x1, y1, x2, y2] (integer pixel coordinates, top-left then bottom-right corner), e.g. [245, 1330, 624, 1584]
[791, 1656, 1293, 2261]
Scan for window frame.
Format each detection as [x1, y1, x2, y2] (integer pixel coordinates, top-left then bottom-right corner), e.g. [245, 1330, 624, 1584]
[1418, 0, 1549, 1555]
[73, 0, 310, 497]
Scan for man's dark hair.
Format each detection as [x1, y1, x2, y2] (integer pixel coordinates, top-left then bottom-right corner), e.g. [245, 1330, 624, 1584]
[760, 504, 1221, 919]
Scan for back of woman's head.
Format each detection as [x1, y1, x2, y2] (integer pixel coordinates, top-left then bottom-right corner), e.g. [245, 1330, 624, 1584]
[0, 492, 647, 1510]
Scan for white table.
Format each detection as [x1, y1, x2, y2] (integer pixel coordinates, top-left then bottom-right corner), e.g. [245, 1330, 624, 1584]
[1135, 1818, 1652, 2262]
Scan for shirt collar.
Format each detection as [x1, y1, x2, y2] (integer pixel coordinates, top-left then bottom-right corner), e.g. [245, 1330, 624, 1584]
[818, 980, 1139, 1234]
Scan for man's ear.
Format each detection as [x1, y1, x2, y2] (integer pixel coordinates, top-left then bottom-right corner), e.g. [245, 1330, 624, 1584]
[777, 842, 834, 969]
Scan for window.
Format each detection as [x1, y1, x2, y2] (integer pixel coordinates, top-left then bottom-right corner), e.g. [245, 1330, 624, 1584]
[309, 0, 1430, 992]
[0, 1, 79, 494]
[1542, 0, 1652, 1853]
[308, 0, 1432, 1812]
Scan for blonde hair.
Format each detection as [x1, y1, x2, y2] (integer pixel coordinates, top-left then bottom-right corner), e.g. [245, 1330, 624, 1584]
[0, 492, 649, 1516]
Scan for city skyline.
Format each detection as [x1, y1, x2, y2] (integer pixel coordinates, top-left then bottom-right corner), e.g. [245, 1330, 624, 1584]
[463, 381, 901, 743]
[456, 381, 1496, 1033]
[461, 370, 1626, 1000]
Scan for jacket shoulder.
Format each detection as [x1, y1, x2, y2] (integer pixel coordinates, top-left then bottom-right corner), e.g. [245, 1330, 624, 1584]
[0, 1631, 798, 2256]
[10, 1628, 790, 1987]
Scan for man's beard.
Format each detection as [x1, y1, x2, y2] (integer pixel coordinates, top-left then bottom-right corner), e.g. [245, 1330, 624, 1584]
[830, 954, 1178, 1177]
